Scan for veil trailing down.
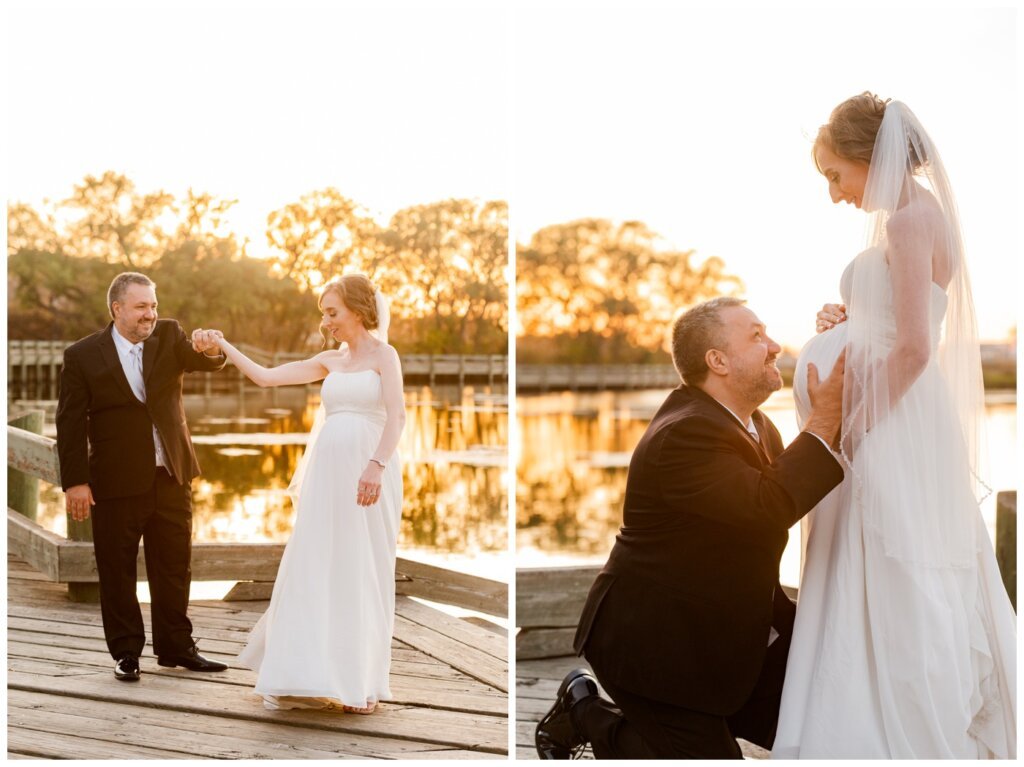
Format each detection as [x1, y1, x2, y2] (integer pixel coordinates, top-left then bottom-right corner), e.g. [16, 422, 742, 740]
[775, 99, 1016, 758]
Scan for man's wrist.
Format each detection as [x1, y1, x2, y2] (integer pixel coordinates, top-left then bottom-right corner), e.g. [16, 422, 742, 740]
[803, 414, 840, 449]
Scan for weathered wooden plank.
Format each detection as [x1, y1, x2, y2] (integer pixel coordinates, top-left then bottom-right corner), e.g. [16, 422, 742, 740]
[6, 425, 60, 486]
[225, 558, 508, 618]
[8, 412, 44, 520]
[462, 615, 507, 635]
[8, 689, 495, 760]
[516, 566, 600, 628]
[6, 641, 507, 716]
[6, 553, 508, 758]
[396, 558, 508, 617]
[394, 609, 508, 693]
[8, 628, 480, 686]
[517, 627, 578, 660]
[7, 727, 192, 760]
[397, 595, 507, 661]
[7, 509, 62, 581]
[8, 613, 485, 683]
[517, 656, 595, 683]
[9, 665, 506, 753]
[7, 696, 349, 760]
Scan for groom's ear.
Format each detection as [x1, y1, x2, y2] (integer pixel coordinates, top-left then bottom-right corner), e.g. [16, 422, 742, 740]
[705, 349, 728, 376]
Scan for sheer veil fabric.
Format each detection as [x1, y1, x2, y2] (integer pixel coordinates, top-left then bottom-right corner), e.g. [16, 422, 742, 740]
[842, 101, 985, 568]
[774, 102, 1016, 758]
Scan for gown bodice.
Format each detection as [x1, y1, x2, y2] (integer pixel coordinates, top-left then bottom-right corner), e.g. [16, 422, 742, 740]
[838, 246, 948, 354]
[321, 370, 386, 426]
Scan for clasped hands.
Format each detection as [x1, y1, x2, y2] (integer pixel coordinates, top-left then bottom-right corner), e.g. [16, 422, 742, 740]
[191, 328, 225, 355]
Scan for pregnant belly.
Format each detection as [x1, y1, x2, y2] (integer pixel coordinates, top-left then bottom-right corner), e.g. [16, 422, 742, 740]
[793, 322, 847, 426]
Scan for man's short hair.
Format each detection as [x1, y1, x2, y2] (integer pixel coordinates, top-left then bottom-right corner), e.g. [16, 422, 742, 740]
[671, 296, 746, 385]
[107, 272, 156, 319]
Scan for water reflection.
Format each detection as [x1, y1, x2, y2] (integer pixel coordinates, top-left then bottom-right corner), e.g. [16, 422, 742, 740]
[35, 384, 508, 558]
[517, 388, 1016, 583]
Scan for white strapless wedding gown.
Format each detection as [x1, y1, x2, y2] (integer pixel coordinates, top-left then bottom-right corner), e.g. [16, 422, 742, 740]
[237, 370, 403, 710]
[773, 249, 1016, 759]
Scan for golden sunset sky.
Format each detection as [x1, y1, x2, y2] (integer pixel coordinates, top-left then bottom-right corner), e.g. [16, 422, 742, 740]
[6, 0, 509, 256]
[513, 2, 1019, 348]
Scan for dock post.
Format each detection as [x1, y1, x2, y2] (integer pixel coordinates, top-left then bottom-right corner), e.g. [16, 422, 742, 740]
[67, 500, 100, 602]
[7, 410, 44, 521]
[996, 491, 1016, 610]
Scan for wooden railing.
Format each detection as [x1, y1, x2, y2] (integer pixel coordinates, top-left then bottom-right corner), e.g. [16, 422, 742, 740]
[7, 340, 507, 400]
[7, 419, 506, 616]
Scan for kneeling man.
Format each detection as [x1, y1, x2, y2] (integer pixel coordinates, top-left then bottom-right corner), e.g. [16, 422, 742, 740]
[536, 297, 845, 759]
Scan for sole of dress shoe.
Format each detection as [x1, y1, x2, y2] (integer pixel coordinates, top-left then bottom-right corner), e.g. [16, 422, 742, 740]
[535, 669, 595, 759]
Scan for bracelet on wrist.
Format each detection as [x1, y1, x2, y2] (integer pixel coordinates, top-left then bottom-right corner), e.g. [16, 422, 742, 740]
[369, 458, 386, 469]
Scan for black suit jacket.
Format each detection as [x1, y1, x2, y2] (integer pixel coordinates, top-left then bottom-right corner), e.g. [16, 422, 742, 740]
[573, 384, 843, 716]
[56, 319, 227, 501]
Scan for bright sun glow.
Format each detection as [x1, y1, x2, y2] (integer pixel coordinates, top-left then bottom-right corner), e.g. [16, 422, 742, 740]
[514, 4, 1018, 348]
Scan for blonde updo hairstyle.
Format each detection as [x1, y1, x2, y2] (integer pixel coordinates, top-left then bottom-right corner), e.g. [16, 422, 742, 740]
[318, 273, 379, 346]
[813, 91, 928, 174]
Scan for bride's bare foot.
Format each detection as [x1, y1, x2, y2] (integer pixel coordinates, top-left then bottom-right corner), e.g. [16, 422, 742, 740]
[342, 702, 378, 715]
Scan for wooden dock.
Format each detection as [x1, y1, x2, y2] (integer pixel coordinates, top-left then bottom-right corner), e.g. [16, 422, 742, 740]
[8, 553, 508, 759]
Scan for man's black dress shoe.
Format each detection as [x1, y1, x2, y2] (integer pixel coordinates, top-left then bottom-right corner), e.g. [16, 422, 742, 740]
[157, 643, 228, 672]
[536, 668, 599, 759]
[114, 655, 141, 681]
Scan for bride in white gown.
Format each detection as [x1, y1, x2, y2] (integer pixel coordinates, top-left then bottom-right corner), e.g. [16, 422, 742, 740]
[773, 94, 1016, 758]
[207, 274, 405, 714]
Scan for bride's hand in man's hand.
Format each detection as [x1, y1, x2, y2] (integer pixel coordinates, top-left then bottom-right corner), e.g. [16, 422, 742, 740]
[356, 463, 384, 507]
[191, 328, 224, 355]
[815, 303, 847, 334]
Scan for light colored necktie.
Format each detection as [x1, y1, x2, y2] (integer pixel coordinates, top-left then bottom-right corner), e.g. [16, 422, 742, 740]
[130, 345, 146, 402]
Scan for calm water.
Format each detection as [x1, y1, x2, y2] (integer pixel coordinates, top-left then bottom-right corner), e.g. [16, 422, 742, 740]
[517, 388, 1016, 587]
[35, 384, 508, 579]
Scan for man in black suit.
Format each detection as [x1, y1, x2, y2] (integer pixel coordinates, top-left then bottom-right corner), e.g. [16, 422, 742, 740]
[56, 272, 230, 681]
[535, 297, 846, 759]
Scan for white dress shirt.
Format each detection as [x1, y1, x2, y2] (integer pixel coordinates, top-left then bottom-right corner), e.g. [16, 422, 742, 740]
[111, 327, 168, 468]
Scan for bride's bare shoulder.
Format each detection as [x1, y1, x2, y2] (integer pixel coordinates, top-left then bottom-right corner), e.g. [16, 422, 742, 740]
[886, 195, 944, 238]
[311, 349, 345, 365]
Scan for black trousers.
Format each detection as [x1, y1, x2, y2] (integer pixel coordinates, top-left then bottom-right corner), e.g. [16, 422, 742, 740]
[578, 630, 792, 759]
[90, 468, 195, 660]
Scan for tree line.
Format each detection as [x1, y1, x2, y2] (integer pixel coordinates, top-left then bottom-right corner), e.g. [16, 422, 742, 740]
[517, 219, 742, 364]
[7, 172, 508, 355]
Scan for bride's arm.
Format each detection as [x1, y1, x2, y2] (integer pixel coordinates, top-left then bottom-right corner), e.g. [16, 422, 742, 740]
[203, 332, 330, 387]
[355, 346, 406, 507]
[884, 207, 935, 406]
